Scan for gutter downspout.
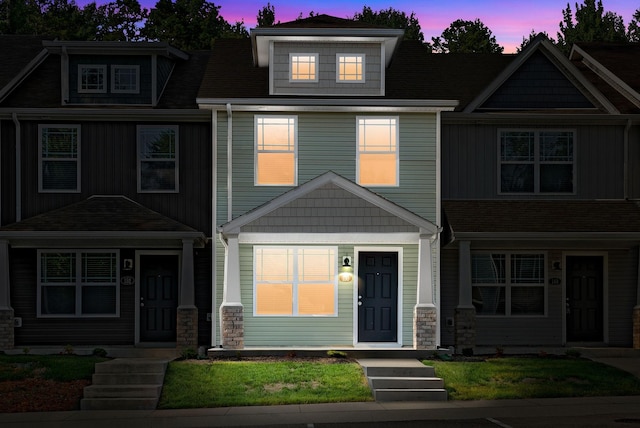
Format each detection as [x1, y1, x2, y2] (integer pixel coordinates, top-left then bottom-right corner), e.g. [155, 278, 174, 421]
[218, 233, 228, 348]
[226, 103, 233, 223]
[211, 109, 218, 347]
[12, 113, 20, 222]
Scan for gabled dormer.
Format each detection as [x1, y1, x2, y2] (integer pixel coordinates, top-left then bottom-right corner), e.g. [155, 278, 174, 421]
[250, 15, 403, 97]
[43, 41, 188, 106]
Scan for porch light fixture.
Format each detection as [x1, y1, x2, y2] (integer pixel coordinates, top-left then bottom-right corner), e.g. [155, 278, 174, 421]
[339, 256, 353, 282]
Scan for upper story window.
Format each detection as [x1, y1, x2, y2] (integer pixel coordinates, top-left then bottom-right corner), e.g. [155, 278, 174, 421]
[472, 252, 545, 316]
[290, 54, 318, 82]
[39, 125, 80, 193]
[500, 130, 574, 194]
[337, 54, 365, 82]
[254, 246, 337, 316]
[357, 117, 399, 186]
[112, 65, 140, 94]
[137, 125, 179, 193]
[255, 116, 297, 186]
[78, 65, 107, 93]
[38, 250, 119, 317]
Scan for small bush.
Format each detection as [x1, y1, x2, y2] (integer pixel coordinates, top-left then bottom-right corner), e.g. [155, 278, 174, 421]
[327, 350, 348, 359]
[565, 349, 582, 358]
[92, 348, 108, 358]
[180, 348, 198, 360]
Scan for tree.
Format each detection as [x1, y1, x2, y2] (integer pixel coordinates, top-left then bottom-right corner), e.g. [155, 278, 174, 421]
[557, 0, 627, 53]
[518, 30, 555, 52]
[430, 19, 504, 53]
[352, 6, 424, 42]
[256, 2, 277, 27]
[94, 0, 148, 41]
[628, 8, 640, 42]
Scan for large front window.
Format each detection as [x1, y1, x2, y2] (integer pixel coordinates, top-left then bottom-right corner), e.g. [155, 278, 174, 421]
[472, 252, 545, 316]
[500, 130, 574, 193]
[255, 116, 297, 186]
[357, 117, 399, 186]
[138, 125, 178, 192]
[39, 125, 80, 192]
[254, 247, 337, 316]
[38, 250, 119, 317]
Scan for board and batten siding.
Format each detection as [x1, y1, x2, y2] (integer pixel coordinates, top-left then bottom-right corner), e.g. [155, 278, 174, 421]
[441, 122, 625, 200]
[271, 42, 382, 96]
[607, 248, 637, 347]
[216, 111, 438, 225]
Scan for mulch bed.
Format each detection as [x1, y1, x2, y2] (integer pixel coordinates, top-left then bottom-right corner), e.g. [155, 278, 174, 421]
[0, 378, 90, 413]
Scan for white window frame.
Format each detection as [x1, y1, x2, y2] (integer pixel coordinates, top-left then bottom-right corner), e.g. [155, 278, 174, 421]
[356, 116, 400, 187]
[498, 129, 576, 194]
[471, 251, 547, 317]
[289, 53, 319, 82]
[37, 250, 120, 318]
[336, 54, 365, 83]
[78, 64, 107, 93]
[137, 125, 179, 193]
[253, 246, 338, 317]
[111, 65, 140, 94]
[254, 115, 298, 186]
[38, 124, 81, 193]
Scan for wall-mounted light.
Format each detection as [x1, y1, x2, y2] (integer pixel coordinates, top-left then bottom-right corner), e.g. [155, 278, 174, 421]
[339, 256, 353, 282]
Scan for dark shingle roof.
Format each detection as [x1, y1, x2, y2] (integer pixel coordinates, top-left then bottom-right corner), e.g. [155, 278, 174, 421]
[0, 35, 48, 90]
[272, 14, 385, 29]
[158, 50, 211, 109]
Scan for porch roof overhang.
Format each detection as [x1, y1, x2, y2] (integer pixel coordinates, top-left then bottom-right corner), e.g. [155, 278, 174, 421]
[219, 171, 440, 237]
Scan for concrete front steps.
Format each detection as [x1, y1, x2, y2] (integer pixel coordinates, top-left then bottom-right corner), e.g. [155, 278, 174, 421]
[358, 359, 447, 402]
[81, 358, 170, 410]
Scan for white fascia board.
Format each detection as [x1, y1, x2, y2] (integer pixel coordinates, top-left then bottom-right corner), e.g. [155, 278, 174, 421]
[239, 232, 419, 244]
[0, 108, 209, 122]
[0, 231, 207, 248]
[453, 232, 640, 241]
[43, 40, 189, 60]
[197, 99, 458, 112]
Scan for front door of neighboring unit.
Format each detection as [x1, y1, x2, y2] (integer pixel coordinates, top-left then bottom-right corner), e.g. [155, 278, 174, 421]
[357, 252, 398, 342]
[140, 255, 179, 342]
[566, 256, 604, 342]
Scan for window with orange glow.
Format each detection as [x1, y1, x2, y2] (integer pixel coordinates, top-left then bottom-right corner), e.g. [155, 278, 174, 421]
[290, 54, 318, 81]
[254, 247, 337, 316]
[337, 54, 364, 82]
[357, 117, 399, 186]
[255, 116, 297, 185]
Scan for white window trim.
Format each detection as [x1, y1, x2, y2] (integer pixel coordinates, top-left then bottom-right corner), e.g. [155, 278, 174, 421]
[498, 128, 576, 195]
[254, 115, 298, 186]
[137, 125, 179, 193]
[289, 53, 319, 83]
[37, 249, 120, 318]
[356, 116, 400, 187]
[38, 124, 81, 193]
[253, 246, 339, 317]
[78, 64, 107, 93]
[336, 53, 366, 83]
[472, 251, 547, 318]
[111, 65, 140, 94]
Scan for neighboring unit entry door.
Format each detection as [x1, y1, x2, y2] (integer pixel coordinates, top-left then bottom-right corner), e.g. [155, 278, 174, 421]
[140, 255, 179, 342]
[358, 252, 399, 342]
[566, 256, 604, 342]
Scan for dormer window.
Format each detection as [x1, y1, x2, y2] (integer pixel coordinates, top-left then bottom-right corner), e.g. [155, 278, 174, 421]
[112, 65, 140, 94]
[337, 54, 365, 82]
[290, 54, 318, 82]
[78, 65, 106, 93]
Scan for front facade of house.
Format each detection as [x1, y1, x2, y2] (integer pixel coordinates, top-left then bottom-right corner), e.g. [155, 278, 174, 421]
[0, 38, 213, 350]
[439, 37, 640, 350]
[197, 16, 456, 349]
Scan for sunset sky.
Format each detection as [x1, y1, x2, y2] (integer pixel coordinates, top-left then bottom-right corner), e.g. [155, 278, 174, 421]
[78, 0, 638, 53]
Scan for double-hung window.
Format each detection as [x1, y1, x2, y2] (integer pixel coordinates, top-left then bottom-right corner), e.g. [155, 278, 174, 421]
[255, 116, 297, 186]
[138, 125, 179, 192]
[38, 250, 119, 317]
[290, 54, 318, 82]
[78, 64, 106, 93]
[472, 252, 545, 316]
[254, 246, 337, 316]
[500, 130, 574, 193]
[39, 125, 80, 192]
[357, 117, 399, 186]
[112, 65, 140, 93]
[337, 54, 365, 82]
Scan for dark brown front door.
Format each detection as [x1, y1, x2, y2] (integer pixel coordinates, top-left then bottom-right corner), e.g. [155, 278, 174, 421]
[358, 252, 398, 342]
[566, 256, 603, 342]
[140, 255, 179, 342]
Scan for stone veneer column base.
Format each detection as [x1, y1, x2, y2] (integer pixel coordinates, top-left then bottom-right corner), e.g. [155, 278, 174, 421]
[221, 305, 244, 349]
[633, 306, 640, 350]
[177, 306, 198, 351]
[0, 309, 14, 350]
[413, 305, 437, 349]
[455, 307, 476, 353]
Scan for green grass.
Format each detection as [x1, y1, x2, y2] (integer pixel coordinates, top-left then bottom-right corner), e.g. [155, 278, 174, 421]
[423, 356, 640, 400]
[158, 359, 373, 408]
[0, 354, 109, 382]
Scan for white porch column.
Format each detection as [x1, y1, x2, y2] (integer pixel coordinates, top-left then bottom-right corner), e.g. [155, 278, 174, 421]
[221, 234, 243, 349]
[634, 246, 640, 349]
[179, 239, 195, 308]
[456, 240, 476, 352]
[414, 234, 437, 349]
[177, 239, 198, 350]
[0, 240, 14, 349]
